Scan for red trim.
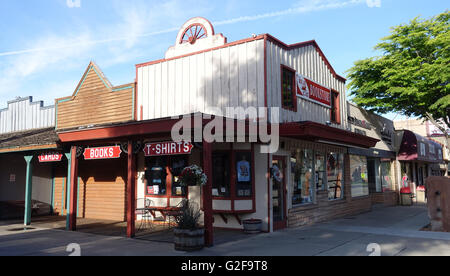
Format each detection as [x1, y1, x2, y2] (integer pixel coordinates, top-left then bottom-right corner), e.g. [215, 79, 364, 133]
[68, 146, 78, 231]
[180, 23, 208, 44]
[202, 141, 214, 247]
[136, 35, 266, 69]
[267, 154, 271, 232]
[330, 90, 341, 125]
[264, 35, 268, 110]
[280, 121, 379, 148]
[126, 141, 136, 238]
[280, 64, 298, 112]
[272, 156, 287, 231]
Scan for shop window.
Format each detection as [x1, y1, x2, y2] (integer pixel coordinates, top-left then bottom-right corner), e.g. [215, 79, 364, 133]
[170, 156, 188, 197]
[145, 157, 168, 196]
[380, 162, 393, 191]
[291, 149, 314, 205]
[315, 152, 326, 191]
[212, 152, 231, 197]
[419, 143, 426, 156]
[350, 155, 369, 197]
[236, 151, 252, 197]
[367, 158, 382, 193]
[330, 90, 340, 124]
[145, 156, 188, 197]
[281, 65, 297, 112]
[327, 153, 344, 200]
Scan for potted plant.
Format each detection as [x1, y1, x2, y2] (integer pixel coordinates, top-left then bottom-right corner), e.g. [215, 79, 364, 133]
[173, 200, 205, 252]
[179, 165, 208, 187]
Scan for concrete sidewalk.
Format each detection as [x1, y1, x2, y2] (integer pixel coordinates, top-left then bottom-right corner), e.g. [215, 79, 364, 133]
[0, 205, 449, 256]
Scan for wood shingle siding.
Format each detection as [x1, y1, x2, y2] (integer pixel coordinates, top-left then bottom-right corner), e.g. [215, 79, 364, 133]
[56, 62, 134, 131]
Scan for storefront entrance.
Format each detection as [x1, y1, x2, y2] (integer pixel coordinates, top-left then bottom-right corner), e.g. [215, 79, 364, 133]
[272, 156, 287, 230]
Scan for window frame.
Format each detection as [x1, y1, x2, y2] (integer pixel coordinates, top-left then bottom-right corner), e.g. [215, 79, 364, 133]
[280, 65, 298, 112]
[330, 89, 341, 124]
[144, 155, 189, 199]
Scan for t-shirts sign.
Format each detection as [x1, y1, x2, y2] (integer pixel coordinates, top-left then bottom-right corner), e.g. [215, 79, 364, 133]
[83, 146, 122, 160]
[296, 73, 331, 108]
[143, 141, 193, 157]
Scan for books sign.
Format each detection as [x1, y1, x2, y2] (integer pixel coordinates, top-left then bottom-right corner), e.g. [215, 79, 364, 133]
[84, 146, 122, 160]
[143, 141, 193, 157]
[296, 73, 331, 108]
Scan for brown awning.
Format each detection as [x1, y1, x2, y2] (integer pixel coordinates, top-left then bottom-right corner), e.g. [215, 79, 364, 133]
[0, 128, 60, 153]
[280, 121, 379, 149]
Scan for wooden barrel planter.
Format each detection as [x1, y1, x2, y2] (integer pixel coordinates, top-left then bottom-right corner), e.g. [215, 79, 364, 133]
[243, 219, 262, 234]
[174, 228, 205, 252]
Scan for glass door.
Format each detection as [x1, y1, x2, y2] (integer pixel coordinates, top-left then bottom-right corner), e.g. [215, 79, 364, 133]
[272, 156, 287, 230]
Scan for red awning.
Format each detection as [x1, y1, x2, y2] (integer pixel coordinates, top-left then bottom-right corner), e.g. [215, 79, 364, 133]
[279, 121, 379, 149]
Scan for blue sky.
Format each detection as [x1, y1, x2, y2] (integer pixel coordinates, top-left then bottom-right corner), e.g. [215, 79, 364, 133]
[0, 0, 447, 120]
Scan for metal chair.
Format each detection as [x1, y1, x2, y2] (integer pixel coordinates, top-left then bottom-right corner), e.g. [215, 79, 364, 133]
[136, 198, 153, 232]
[166, 199, 188, 229]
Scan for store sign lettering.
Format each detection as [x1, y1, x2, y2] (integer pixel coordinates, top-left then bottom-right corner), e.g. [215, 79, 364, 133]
[296, 73, 331, 107]
[143, 141, 193, 156]
[38, 153, 63, 163]
[83, 146, 122, 160]
[348, 116, 372, 130]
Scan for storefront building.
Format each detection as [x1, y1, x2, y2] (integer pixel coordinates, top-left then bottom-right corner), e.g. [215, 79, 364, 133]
[54, 61, 135, 230]
[1, 17, 382, 247]
[396, 130, 444, 202]
[347, 102, 398, 206]
[135, 17, 378, 233]
[0, 97, 63, 223]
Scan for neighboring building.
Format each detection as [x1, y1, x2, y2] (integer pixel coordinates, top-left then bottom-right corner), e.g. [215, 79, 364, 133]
[347, 102, 398, 206]
[395, 118, 449, 176]
[0, 97, 60, 221]
[0, 97, 55, 135]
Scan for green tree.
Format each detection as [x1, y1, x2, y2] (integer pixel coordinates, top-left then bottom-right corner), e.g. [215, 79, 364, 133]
[347, 11, 450, 143]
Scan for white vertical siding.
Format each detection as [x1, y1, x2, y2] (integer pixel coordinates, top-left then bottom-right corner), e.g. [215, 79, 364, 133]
[266, 42, 348, 130]
[0, 97, 55, 134]
[137, 39, 265, 121]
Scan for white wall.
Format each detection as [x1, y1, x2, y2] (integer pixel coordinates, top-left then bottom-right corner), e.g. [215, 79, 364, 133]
[137, 39, 265, 121]
[0, 97, 55, 134]
[266, 42, 348, 128]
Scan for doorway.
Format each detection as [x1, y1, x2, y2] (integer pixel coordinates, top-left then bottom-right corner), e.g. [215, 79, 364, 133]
[272, 156, 287, 230]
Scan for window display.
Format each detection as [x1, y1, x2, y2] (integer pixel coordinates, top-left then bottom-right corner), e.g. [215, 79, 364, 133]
[327, 153, 344, 200]
[315, 152, 326, 191]
[350, 155, 369, 197]
[145, 157, 168, 196]
[171, 156, 188, 196]
[145, 156, 188, 197]
[212, 152, 231, 197]
[236, 152, 252, 197]
[380, 162, 392, 191]
[291, 149, 314, 205]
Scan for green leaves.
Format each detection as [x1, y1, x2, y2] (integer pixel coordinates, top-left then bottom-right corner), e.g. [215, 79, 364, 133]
[348, 11, 450, 127]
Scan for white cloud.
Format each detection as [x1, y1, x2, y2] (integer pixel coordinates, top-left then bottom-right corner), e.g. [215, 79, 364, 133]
[66, 0, 81, 8]
[366, 0, 381, 8]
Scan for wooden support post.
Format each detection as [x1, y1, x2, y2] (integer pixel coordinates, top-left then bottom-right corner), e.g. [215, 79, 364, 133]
[202, 140, 214, 247]
[127, 141, 136, 238]
[65, 146, 78, 231]
[23, 156, 33, 226]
